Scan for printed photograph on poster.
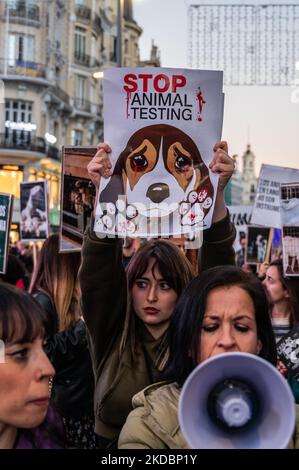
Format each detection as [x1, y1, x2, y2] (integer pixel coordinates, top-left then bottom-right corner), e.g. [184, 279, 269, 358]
[246, 225, 272, 264]
[277, 323, 299, 380]
[251, 164, 299, 228]
[280, 183, 299, 276]
[60, 146, 97, 252]
[94, 67, 224, 238]
[20, 181, 48, 241]
[282, 226, 299, 276]
[0, 193, 14, 274]
[271, 228, 283, 262]
[228, 205, 252, 266]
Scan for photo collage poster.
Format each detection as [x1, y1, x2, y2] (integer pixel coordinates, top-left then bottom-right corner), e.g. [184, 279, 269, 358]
[94, 67, 224, 238]
[0, 193, 14, 274]
[280, 182, 299, 276]
[20, 181, 48, 241]
[60, 146, 97, 252]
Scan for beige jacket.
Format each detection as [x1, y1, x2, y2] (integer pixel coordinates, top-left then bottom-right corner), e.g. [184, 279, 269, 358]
[118, 382, 299, 449]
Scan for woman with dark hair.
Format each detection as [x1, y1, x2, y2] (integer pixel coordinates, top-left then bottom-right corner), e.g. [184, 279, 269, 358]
[79, 140, 236, 447]
[0, 283, 64, 449]
[118, 266, 279, 449]
[263, 259, 299, 343]
[29, 234, 96, 449]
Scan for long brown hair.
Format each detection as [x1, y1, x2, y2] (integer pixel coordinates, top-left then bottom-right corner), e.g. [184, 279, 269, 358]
[29, 234, 81, 331]
[121, 239, 194, 367]
[269, 259, 299, 326]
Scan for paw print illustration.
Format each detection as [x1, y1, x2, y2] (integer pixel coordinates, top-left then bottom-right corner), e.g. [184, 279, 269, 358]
[96, 200, 139, 235]
[179, 189, 213, 228]
[197, 189, 207, 203]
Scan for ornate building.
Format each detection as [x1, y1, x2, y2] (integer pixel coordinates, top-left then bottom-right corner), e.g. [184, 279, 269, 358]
[241, 144, 257, 205]
[0, 0, 143, 239]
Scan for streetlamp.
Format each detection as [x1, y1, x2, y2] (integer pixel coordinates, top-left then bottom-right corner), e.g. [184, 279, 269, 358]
[116, 0, 124, 67]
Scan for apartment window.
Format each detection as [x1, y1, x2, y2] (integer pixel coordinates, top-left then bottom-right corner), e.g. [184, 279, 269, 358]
[75, 0, 85, 4]
[5, 100, 34, 146]
[71, 130, 83, 146]
[8, 33, 35, 65]
[75, 75, 86, 101]
[75, 27, 86, 59]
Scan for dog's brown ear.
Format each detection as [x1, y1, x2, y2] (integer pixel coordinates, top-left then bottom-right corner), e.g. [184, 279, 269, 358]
[99, 174, 125, 205]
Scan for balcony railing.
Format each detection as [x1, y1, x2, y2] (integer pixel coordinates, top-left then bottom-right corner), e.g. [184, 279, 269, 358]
[74, 51, 90, 67]
[5, 2, 40, 23]
[74, 52, 100, 68]
[0, 134, 60, 161]
[73, 98, 91, 113]
[75, 4, 91, 22]
[0, 59, 47, 79]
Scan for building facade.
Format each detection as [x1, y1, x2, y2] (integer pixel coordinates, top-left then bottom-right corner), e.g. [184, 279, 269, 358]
[0, 0, 142, 239]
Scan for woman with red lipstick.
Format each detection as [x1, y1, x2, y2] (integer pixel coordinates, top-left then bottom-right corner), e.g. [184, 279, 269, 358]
[0, 283, 64, 449]
[79, 140, 236, 448]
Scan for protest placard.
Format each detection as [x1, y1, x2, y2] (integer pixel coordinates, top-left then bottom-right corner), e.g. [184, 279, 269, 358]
[60, 146, 97, 252]
[251, 164, 299, 228]
[280, 182, 299, 276]
[20, 181, 48, 241]
[246, 225, 273, 265]
[94, 67, 224, 238]
[277, 324, 299, 380]
[228, 205, 252, 252]
[0, 193, 13, 274]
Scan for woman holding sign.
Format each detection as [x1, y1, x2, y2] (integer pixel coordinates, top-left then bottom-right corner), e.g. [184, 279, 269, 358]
[79, 140, 235, 448]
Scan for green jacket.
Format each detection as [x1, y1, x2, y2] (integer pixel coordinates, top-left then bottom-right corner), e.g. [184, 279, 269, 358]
[118, 382, 299, 449]
[79, 212, 236, 440]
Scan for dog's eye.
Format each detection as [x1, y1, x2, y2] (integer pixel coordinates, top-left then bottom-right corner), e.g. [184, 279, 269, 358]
[175, 155, 192, 171]
[131, 155, 148, 172]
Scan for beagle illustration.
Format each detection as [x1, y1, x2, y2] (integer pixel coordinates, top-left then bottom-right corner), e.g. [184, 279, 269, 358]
[98, 124, 214, 234]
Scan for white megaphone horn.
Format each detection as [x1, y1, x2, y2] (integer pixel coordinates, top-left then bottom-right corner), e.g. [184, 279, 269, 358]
[179, 352, 296, 449]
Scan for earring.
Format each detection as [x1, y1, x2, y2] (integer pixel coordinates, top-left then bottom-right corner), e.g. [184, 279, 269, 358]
[49, 376, 53, 394]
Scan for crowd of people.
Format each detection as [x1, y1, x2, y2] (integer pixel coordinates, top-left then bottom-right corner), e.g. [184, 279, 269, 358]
[0, 140, 299, 450]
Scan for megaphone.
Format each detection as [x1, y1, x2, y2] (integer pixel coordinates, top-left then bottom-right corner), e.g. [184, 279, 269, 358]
[179, 352, 296, 449]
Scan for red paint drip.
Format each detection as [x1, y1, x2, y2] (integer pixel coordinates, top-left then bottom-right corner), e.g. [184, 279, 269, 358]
[196, 87, 206, 122]
[126, 92, 131, 118]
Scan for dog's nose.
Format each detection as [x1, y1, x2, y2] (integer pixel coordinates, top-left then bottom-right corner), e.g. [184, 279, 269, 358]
[146, 183, 170, 203]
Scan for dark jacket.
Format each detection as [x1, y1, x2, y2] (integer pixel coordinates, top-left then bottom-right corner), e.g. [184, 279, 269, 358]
[45, 319, 95, 419]
[34, 292, 94, 419]
[79, 211, 236, 440]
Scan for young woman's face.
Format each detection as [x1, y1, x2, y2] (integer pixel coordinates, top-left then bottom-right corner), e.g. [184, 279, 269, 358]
[132, 258, 178, 337]
[0, 336, 55, 429]
[263, 266, 289, 304]
[199, 285, 262, 363]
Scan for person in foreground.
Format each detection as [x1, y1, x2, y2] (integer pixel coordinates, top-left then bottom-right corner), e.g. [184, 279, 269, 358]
[79, 141, 236, 447]
[0, 283, 64, 449]
[118, 266, 299, 449]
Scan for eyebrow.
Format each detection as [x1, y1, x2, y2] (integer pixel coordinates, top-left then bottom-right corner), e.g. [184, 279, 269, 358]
[203, 315, 255, 322]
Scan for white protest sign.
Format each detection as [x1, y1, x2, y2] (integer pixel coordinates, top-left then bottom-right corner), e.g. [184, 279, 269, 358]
[95, 67, 224, 238]
[228, 205, 252, 252]
[251, 164, 299, 229]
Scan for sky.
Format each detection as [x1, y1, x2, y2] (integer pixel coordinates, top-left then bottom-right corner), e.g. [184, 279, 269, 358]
[133, 0, 299, 174]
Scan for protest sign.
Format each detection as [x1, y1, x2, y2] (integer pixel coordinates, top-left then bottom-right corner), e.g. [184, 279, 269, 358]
[277, 324, 299, 381]
[251, 164, 299, 228]
[60, 146, 97, 252]
[94, 67, 224, 237]
[246, 225, 273, 264]
[228, 205, 252, 252]
[0, 193, 13, 274]
[20, 181, 48, 241]
[280, 182, 299, 276]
